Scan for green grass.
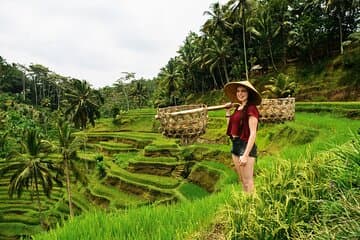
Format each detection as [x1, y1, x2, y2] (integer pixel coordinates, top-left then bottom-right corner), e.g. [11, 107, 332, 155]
[177, 182, 210, 200]
[256, 112, 360, 163]
[0, 222, 42, 238]
[88, 181, 147, 208]
[296, 101, 360, 118]
[130, 156, 178, 163]
[36, 109, 360, 239]
[106, 161, 180, 189]
[4, 108, 359, 239]
[34, 185, 234, 240]
[197, 161, 238, 187]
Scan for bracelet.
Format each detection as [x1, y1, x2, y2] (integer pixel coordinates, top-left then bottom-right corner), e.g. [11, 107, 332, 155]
[225, 115, 230, 118]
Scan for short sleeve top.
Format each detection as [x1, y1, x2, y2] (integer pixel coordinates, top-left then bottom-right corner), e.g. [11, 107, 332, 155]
[226, 104, 259, 142]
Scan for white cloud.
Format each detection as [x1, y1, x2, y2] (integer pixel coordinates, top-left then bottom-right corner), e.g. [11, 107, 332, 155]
[0, 0, 228, 88]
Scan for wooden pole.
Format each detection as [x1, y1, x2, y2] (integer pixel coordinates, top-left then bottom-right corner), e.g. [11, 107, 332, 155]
[155, 103, 239, 119]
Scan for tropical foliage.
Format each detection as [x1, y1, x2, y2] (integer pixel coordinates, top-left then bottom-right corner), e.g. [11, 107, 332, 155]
[57, 119, 86, 218]
[0, 0, 358, 111]
[0, 0, 358, 239]
[0, 129, 62, 214]
[64, 79, 104, 129]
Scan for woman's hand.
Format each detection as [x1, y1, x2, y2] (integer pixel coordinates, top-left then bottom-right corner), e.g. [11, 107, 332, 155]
[239, 155, 248, 166]
[224, 102, 233, 109]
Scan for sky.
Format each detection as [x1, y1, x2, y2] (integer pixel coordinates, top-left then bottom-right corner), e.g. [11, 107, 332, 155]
[0, 0, 228, 88]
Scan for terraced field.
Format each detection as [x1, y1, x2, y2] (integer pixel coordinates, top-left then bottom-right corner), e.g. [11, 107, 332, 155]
[0, 109, 236, 239]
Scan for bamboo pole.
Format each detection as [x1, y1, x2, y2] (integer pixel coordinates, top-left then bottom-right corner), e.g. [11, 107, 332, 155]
[155, 103, 239, 119]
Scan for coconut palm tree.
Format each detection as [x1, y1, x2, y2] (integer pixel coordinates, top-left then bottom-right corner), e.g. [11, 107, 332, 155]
[178, 33, 198, 92]
[114, 72, 135, 111]
[64, 79, 104, 129]
[325, 0, 358, 55]
[194, 36, 220, 90]
[229, 0, 256, 80]
[203, 35, 232, 86]
[202, 2, 231, 35]
[252, 3, 281, 71]
[57, 119, 85, 218]
[129, 80, 148, 108]
[0, 129, 62, 216]
[159, 57, 182, 105]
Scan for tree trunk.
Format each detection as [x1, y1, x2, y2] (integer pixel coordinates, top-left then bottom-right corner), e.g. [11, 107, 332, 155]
[57, 88, 61, 110]
[211, 72, 218, 89]
[268, 39, 278, 72]
[34, 173, 42, 219]
[309, 52, 314, 65]
[281, 3, 287, 66]
[242, 9, 249, 81]
[338, 14, 343, 55]
[201, 75, 204, 94]
[217, 65, 225, 87]
[34, 79, 38, 106]
[222, 59, 229, 83]
[22, 76, 26, 101]
[64, 156, 74, 218]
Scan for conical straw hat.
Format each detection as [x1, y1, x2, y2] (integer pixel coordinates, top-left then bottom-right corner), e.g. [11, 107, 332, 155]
[224, 81, 262, 105]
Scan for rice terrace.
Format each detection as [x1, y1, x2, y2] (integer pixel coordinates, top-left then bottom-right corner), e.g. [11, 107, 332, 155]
[0, 0, 359, 239]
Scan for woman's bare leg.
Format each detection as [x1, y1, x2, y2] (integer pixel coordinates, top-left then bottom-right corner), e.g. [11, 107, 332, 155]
[232, 154, 242, 183]
[239, 157, 256, 193]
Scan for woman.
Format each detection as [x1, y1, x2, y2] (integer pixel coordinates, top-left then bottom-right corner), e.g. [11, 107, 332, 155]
[224, 81, 262, 193]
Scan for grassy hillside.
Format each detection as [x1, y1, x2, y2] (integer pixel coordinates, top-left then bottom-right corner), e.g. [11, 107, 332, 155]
[31, 108, 360, 240]
[0, 97, 359, 239]
[185, 48, 360, 106]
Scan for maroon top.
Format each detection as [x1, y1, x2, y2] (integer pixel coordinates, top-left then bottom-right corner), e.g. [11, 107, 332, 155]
[226, 104, 259, 142]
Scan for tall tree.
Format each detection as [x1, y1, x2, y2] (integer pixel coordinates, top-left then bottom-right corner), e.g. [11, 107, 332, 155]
[57, 119, 85, 218]
[159, 57, 181, 105]
[0, 129, 62, 216]
[202, 2, 231, 35]
[252, 3, 281, 71]
[326, 0, 359, 55]
[129, 79, 148, 108]
[203, 35, 232, 86]
[28, 64, 50, 106]
[288, 0, 325, 64]
[0, 57, 24, 94]
[178, 33, 198, 92]
[229, 0, 257, 80]
[64, 79, 103, 129]
[114, 72, 135, 111]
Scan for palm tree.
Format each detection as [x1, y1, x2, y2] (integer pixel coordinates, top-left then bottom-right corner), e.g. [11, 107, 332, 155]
[65, 79, 104, 129]
[203, 35, 232, 86]
[202, 2, 231, 35]
[178, 33, 198, 92]
[117, 72, 136, 111]
[28, 64, 50, 106]
[229, 0, 256, 80]
[129, 80, 148, 108]
[252, 4, 281, 71]
[262, 73, 296, 98]
[57, 119, 85, 218]
[0, 129, 62, 216]
[326, 0, 358, 55]
[16, 64, 28, 101]
[194, 36, 220, 90]
[159, 57, 181, 105]
[288, 1, 324, 65]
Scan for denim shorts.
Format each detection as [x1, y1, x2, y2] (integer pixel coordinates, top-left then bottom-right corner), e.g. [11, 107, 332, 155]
[230, 137, 257, 157]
